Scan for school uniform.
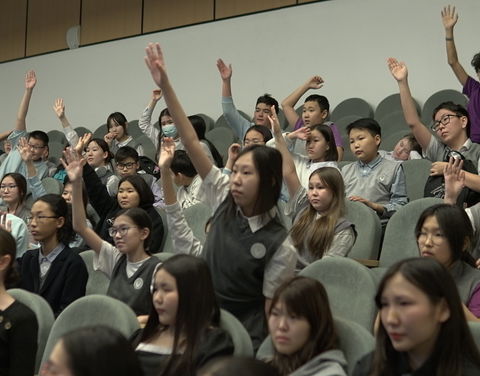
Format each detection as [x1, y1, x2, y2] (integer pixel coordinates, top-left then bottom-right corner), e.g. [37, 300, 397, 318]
[18, 244, 88, 317]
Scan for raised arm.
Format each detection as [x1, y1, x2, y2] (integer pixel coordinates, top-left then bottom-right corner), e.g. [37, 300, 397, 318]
[268, 106, 301, 197]
[387, 58, 431, 150]
[216, 58, 233, 98]
[139, 90, 162, 141]
[281, 76, 324, 127]
[53, 98, 80, 147]
[158, 137, 177, 205]
[441, 5, 469, 86]
[16, 70, 37, 132]
[146, 43, 213, 178]
[63, 149, 103, 253]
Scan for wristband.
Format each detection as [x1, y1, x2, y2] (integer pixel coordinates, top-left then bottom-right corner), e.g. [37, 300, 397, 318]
[446, 37, 454, 41]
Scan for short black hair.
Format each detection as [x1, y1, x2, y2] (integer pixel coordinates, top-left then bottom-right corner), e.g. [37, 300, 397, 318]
[106, 112, 128, 134]
[171, 150, 197, 177]
[244, 125, 273, 144]
[28, 130, 49, 146]
[346, 118, 381, 137]
[256, 93, 279, 114]
[115, 146, 139, 163]
[471, 52, 480, 73]
[305, 94, 330, 113]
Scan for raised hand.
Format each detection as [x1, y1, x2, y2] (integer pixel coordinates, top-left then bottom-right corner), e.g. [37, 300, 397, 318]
[227, 143, 241, 162]
[0, 214, 12, 234]
[441, 5, 458, 30]
[216, 58, 233, 81]
[158, 137, 175, 170]
[104, 132, 114, 145]
[75, 133, 92, 155]
[25, 70, 37, 90]
[387, 58, 408, 82]
[17, 137, 33, 162]
[306, 75, 324, 90]
[267, 105, 281, 134]
[53, 98, 65, 119]
[288, 126, 311, 141]
[444, 157, 464, 204]
[145, 43, 168, 88]
[61, 147, 86, 183]
[152, 89, 163, 102]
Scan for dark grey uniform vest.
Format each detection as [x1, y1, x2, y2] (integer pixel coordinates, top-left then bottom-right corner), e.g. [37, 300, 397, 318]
[107, 255, 160, 315]
[203, 200, 288, 349]
[450, 260, 480, 304]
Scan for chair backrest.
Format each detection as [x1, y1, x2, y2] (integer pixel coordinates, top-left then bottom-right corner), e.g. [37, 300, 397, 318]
[41, 177, 63, 195]
[257, 317, 374, 376]
[219, 309, 254, 356]
[299, 257, 377, 330]
[401, 159, 432, 202]
[46, 130, 68, 146]
[41, 294, 140, 365]
[468, 321, 480, 350]
[380, 129, 409, 152]
[331, 97, 373, 122]
[379, 197, 444, 268]
[79, 250, 110, 295]
[205, 127, 236, 163]
[345, 200, 382, 260]
[74, 126, 91, 137]
[92, 123, 107, 140]
[375, 93, 421, 123]
[377, 111, 410, 142]
[8, 288, 55, 373]
[136, 134, 157, 161]
[155, 207, 169, 253]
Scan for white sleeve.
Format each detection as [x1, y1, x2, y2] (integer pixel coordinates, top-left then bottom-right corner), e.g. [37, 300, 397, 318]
[196, 166, 230, 212]
[93, 240, 122, 278]
[263, 236, 297, 298]
[165, 202, 203, 257]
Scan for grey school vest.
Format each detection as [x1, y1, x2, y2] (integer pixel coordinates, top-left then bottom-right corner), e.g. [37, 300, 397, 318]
[342, 159, 401, 206]
[203, 200, 288, 348]
[450, 260, 480, 304]
[107, 255, 160, 315]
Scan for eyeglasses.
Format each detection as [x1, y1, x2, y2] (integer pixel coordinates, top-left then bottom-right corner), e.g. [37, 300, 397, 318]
[108, 226, 137, 237]
[0, 185, 17, 190]
[27, 215, 59, 224]
[28, 143, 46, 150]
[417, 231, 446, 245]
[117, 162, 136, 170]
[431, 114, 462, 132]
[244, 138, 263, 146]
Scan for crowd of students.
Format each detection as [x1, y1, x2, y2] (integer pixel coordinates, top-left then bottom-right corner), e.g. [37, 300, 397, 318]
[2, 4, 480, 376]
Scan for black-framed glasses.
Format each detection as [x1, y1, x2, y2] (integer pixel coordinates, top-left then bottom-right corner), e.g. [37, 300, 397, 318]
[108, 226, 137, 237]
[117, 162, 136, 170]
[27, 215, 59, 224]
[28, 143, 46, 150]
[431, 114, 462, 132]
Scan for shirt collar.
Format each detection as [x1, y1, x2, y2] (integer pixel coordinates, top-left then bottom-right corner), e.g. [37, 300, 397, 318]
[38, 243, 66, 264]
[118, 136, 133, 147]
[236, 206, 277, 233]
[357, 154, 382, 169]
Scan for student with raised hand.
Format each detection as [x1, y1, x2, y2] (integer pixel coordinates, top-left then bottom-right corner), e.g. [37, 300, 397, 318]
[65, 148, 160, 317]
[17, 193, 87, 316]
[387, 57, 480, 192]
[216, 58, 279, 140]
[263, 276, 347, 376]
[147, 43, 296, 349]
[281, 76, 344, 160]
[442, 5, 480, 143]
[270, 107, 354, 268]
[0, 228, 38, 376]
[353, 257, 480, 376]
[0, 71, 50, 180]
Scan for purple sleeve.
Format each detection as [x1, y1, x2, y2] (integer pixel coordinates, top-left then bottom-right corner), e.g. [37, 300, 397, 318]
[467, 282, 480, 318]
[329, 122, 344, 148]
[462, 76, 480, 97]
[293, 117, 304, 130]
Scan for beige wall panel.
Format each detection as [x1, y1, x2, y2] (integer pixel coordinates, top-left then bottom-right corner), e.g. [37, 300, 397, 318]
[26, 0, 81, 56]
[143, 0, 214, 33]
[215, 0, 294, 19]
[81, 0, 142, 45]
[0, 0, 27, 62]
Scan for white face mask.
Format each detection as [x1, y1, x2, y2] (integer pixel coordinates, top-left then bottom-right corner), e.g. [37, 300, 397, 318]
[162, 124, 177, 138]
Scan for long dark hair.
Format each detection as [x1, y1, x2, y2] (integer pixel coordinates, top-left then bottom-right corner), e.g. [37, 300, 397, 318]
[224, 145, 282, 218]
[61, 325, 143, 376]
[0, 228, 18, 288]
[415, 204, 475, 267]
[34, 194, 75, 245]
[268, 276, 338, 375]
[371, 257, 480, 376]
[117, 175, 154, 209]
[137, 254, 221, 376]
